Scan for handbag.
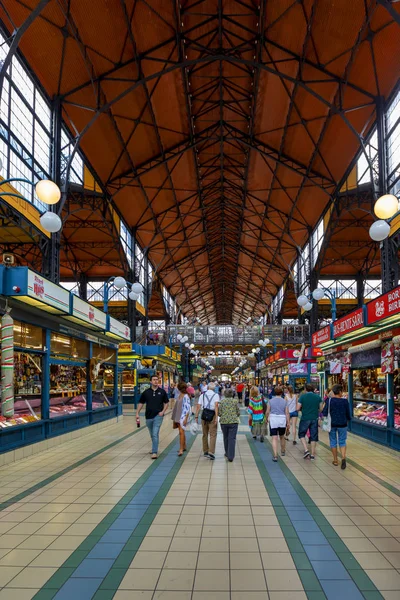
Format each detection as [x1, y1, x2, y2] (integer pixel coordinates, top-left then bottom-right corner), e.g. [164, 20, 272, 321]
[201, 392, 216, 422]
[321, 399, 332, 432]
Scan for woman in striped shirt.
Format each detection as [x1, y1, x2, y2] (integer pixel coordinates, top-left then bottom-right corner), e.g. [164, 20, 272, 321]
[248, 386, 267, 442]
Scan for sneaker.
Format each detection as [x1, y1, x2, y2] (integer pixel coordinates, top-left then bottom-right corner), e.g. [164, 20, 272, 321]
[260, 436, 264, 443]
[341, 458, 347, 470]
[310, 455, 315, 460]
[292, 440, 297, 445]
[203, 452, 209, 458]
[281, 451, 286, 457]
[303, 451, 310, 459]
[208, 453, 215, 461]
[272, 457, 278, 462]
[151, 453, 158, 460]
[253, 436, 257, 439]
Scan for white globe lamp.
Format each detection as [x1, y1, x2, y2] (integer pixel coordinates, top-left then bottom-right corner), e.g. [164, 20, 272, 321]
[131, 282, 143, 294]
[185, 342, 190, 348]
[36, 180, 61, 205]
[40, 211, 62, 233]
[369, 220, 391, 242]
[374, 194, 399, 220]
[303, 302, 313, 311]
[113, 276, 126, 289]
[297, 295, 309, 307]
[264, 338, 270, 345]
[177, 334, 182, 342]
[258, 339, 264, 346]
[128, 291, 139, 301]
[190, 343, 195, 349]
[312, 288, 325, 301]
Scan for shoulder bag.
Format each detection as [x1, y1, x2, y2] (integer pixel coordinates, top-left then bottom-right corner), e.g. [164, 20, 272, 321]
[201, 392, 216, 422]
[321, 398, 332, 432]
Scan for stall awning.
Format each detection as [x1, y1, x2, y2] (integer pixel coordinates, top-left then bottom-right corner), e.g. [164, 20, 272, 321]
[4, 266, 70, 315]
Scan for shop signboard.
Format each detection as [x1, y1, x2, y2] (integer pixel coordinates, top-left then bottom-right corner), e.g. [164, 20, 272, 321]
[333, 308, 364, 339]
[310, 363, 318, 374]
[288, 363, 308, 375]
[312, 325, 331, 346]
[381, 341, 395, 374]
[367, 285, 400, 325]
[119, 343, 132, 352]
[70, 296, 107, 330]
[26, 270, 70, 314]
[108, 316, 130, 340]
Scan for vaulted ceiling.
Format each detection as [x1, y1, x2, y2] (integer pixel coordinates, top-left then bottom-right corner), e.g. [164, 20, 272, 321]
[2, 0, 400, 323]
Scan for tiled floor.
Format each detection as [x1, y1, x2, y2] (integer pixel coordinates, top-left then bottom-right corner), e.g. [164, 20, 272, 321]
[0, 409, 398, 599]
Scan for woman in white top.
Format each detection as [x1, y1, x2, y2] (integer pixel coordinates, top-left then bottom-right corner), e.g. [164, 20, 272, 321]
[285, 385, 298, 445]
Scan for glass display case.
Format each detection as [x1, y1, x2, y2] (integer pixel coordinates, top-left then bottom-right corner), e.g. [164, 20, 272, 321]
[2, 351, 43, 427]
[352, 367, 387, 427]
[49, 363, 87, 417]
[92, 364, 116, 408]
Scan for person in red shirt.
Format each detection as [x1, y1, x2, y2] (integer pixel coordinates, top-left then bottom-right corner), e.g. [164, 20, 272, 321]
[236, 381, 245, 404]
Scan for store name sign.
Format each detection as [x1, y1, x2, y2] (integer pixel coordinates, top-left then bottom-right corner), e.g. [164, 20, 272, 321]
[27, 270, 70, 313]
[312, 325, 331, 346]
[109, 316, 130, 340]
[333, 308, 364, 339]
[71, 296, 107, 329]
[367, 285, 400, 325]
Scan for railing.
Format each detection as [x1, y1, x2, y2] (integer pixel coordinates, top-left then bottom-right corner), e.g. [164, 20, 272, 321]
[139, 324, 310, 346]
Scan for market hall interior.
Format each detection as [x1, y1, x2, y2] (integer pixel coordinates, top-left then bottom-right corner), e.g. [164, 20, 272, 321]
[0, 0, 400, 599]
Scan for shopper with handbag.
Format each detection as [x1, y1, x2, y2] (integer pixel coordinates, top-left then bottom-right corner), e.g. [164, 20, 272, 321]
[219, 388, 240, 462]
[321, 384, 351, 469]
[171, 381, 192, 456]
[195, 382, 220, 460]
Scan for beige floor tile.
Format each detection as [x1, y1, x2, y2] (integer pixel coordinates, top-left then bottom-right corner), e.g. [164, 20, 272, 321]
[353, 552, 393, 569]
[258, 538, 289, 553]
[153, 592, 191, 600]
[199, 537, 229, 552]
[7, 566, 56, 588]
[157, 568, 195, 591]
[197, 552, 229, 570]
[169, 537, 200, 552]
[231, 569, 267, 591]
[29, 549, 73, 567]
[261, 552, 295, 570]
[194, 569, 230, 591]
[344, 538, 379, 552]
[366, 569, 400, 590]
[174, 524, 201, 537]
[359, 525, 392, 538]
[230, 525, 257, 538]
[64, 523, 97, 535]
[193, 593, 229, 600]
[334, 525, 365, 538]
[178, 515, 204, 526]
[232, 515, 255, 526]
[265, 569, 303, 591]
[0, 534, 29, 549]
[140, 537, 172, 552]
[202, 525, 229, 537]
[256, 526, 284, 538]
[372, 538, 400, 552]
[383, 552, 400, 568]
[0, 549, 42, 567]
[129, 551, 167, 569]
[120, 568, 161, 590]
[147, 524, 176, 537]
[229, 538, 260, 553]
[230, 552, 263, 570]
[18, 536, 58, 550]
[0, 566, 24, 586]
[269, 593, 307, 600]
[35, 523, 71, 536]
[0, 589, 40, 600]
[164, 552, 198, 570]
[113, 592, 153, 600]
[7, 523, 43, 535]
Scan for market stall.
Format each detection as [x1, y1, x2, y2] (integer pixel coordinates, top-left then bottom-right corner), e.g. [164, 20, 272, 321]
[0, 266, 129, 452]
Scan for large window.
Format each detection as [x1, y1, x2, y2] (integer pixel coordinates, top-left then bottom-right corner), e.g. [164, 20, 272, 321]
[120, 221, 133, 268]
[0, 32, 51, 212]
[311, 220, 324, 267]
[387, 89, 400, 196]
[356, 130, 379, 185]
[60, 127, 83, 185]
[318, 279, 357, 300]
[364, 280, 382, 300]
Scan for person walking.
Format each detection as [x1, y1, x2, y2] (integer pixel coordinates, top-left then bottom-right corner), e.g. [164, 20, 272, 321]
[195, 382, 219, 460]
[248, 386, 267, 442]
[297, 383, 324, 460]
[322, 384, 351, 469]
[171, 381, 191, 456]
[285, 385, 298, 444]
[244, 383, 250, 407]
[219, 388, 240, 462]
[266, 386, 290, 462]
[136, 374, 169, 459]
[236, 381, 245, 404]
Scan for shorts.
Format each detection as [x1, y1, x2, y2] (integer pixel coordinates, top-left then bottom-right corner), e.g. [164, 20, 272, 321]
[329, 427, 348, 448]
[270, 426, 286, 437]
[298, 419, 319, 442]
[289, 411, 298, 418]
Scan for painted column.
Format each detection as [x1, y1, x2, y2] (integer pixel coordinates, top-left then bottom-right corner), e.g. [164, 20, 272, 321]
[387, 373, 394, 430]
[1, 310, 14, 417]
[42, 329, 51, 420]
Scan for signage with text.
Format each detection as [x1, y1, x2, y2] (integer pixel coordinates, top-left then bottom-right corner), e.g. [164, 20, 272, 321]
[312, 325, 331, 346]
[288, 363, 308, 375]
[71, 296, 107, 329]
[27, 270, 70, 313]
[109, 316, 130, 340]
[333, 308, 364, 339]
[367, 285, 400, 325]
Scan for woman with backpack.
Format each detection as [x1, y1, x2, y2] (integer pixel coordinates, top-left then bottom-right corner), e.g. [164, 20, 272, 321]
[195, 382, 220, 460]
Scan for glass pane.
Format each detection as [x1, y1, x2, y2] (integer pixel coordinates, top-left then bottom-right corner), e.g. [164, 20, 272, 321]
[49, 363, 87, 417]
[353, 367, 387, 427]
[14, 320, 44, 349]
[50, 333, 89, 359]
[92, 365, 116, 408]
[8, 352, 42, 426]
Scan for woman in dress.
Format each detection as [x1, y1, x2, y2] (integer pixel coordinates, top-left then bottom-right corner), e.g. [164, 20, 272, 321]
[285, 385, 298, 445]
[248, 386, 267, 442]
[171, 381, 191, 456]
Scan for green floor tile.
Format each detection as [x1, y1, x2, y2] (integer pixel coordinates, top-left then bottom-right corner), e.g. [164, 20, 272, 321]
[362, 592, 385, 600]
[298, 569, 324, 592]
[63, 550, 88, 568]
[79, 536, 101, 551]
[92, 591, 115, 600]
[100, 568, 129, 590]
[43, 568, 76, 589]
[280, 525, 298, 538]
[306, 592, 327, 600]
[277, 516, 292, 527]
[338, 552, 362, 570]
[292, 552, 313, 570]
[349, 570, 377, 591]
[287, 538, 304, 553]
[32, 590, 58, 600]
[132, 523, 150, 537]
[319, 525, 338, 539]
[113, 550, 136, 569]
[329, 538, 349, 553]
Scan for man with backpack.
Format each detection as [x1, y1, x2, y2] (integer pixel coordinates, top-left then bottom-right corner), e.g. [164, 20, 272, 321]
[195, 382, 220, 460]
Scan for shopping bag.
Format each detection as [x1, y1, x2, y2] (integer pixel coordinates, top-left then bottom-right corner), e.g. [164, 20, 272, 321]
[189, 420, 199, 435]
[321, 399, 331, 432]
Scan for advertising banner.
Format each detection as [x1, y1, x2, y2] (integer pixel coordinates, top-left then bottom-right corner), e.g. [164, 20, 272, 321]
[288, 363, 308, 375]
[381, 341, 394, 374]
[367, 285, 400, 325]
[312, 325, 331, 346]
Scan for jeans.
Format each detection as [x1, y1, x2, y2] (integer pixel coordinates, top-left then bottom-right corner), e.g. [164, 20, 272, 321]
[146, 415, 163, 453]
[298, 419, 319, 442]
[221, 423, 238, 461]
[329, 426, 348, 448]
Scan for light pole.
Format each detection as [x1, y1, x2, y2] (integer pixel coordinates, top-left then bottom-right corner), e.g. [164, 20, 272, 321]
[297, 287, 337, 321]
[102, 277, 144, 313]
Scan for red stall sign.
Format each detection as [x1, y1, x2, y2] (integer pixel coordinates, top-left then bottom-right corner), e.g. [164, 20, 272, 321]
[312, 326, 331, 346]
[367, 285, 400, 325]
[333, 308, 364, 339]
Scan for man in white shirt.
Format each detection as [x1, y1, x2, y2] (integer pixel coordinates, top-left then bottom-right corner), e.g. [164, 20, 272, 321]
[195, 382, 220, 460]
